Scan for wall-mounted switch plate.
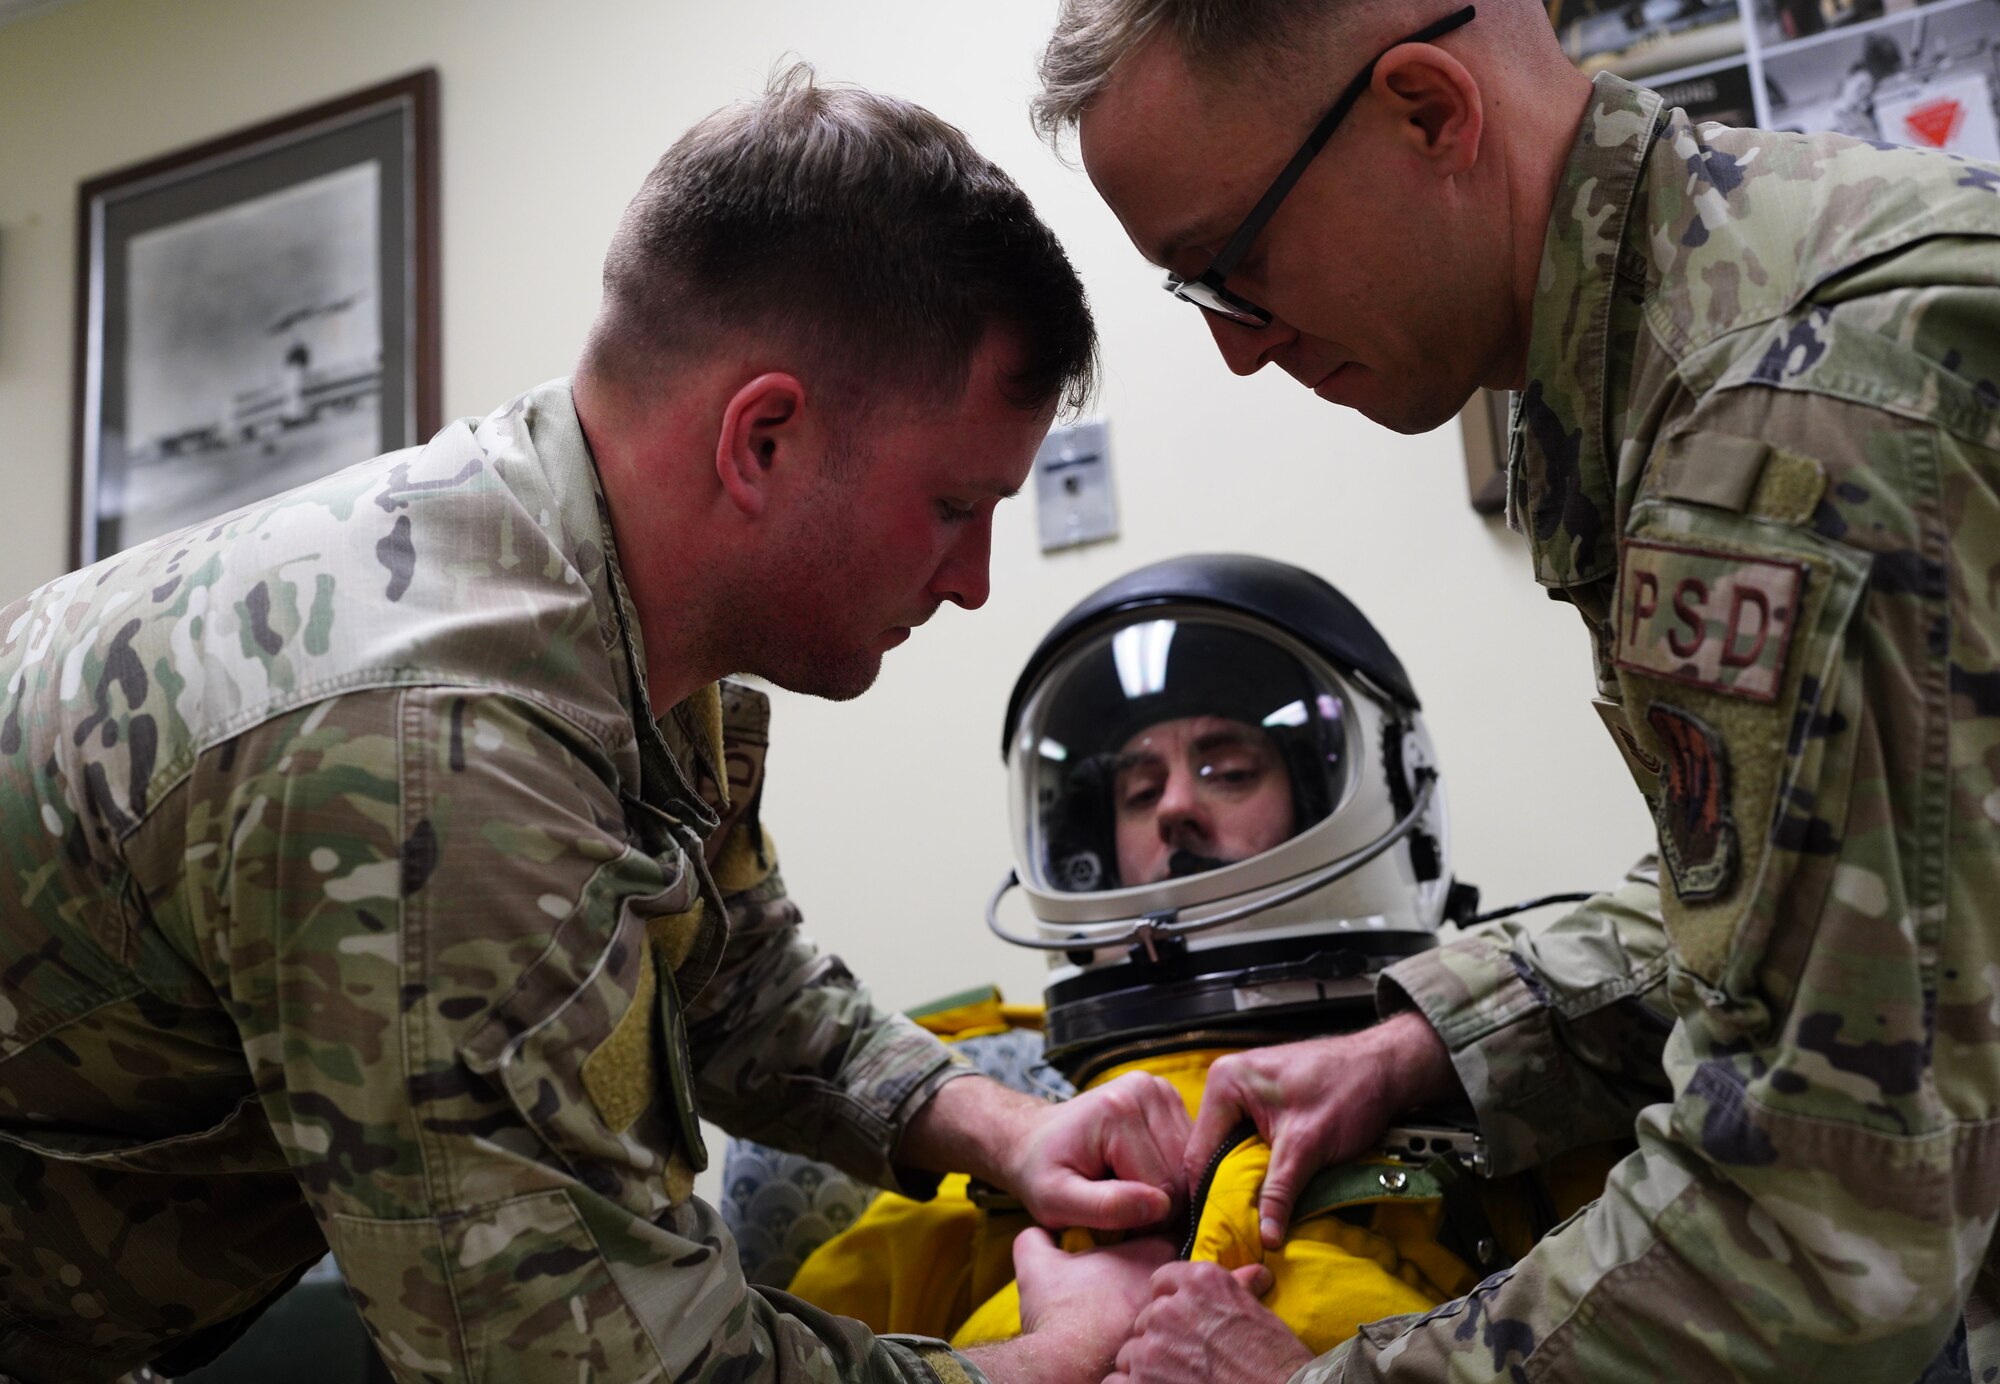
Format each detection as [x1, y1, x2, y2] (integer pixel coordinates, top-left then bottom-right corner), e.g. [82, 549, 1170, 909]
[1034, 419, 1117, 553]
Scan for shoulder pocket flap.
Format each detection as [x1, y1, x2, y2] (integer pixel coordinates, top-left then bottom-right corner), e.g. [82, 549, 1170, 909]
[1649, 431, 1771, 512]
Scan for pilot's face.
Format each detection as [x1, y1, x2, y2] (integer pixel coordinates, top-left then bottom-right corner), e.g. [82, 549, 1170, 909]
[1113, 715, 1297, 887]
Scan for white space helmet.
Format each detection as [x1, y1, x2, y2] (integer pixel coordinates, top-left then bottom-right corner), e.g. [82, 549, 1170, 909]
[990, 554, 1459, 1080]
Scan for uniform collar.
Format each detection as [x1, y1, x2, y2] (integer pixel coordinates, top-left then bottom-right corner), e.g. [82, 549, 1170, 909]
[1507, 72, 1665, 588]
[518, 379, 721, 838]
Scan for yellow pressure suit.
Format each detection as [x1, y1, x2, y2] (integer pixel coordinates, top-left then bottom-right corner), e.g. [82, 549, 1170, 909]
[787, 994, 1618, 1354]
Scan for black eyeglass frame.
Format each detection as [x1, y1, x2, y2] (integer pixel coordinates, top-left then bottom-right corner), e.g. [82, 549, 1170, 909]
[1163, 4, 1478, 328]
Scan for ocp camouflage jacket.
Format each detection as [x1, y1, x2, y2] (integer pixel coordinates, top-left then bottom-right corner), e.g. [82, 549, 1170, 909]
[1323, 74, 2000, 1382]
[0, 381, 976, 1384]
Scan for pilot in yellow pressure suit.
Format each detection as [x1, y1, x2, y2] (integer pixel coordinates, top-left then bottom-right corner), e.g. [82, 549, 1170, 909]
[785, 554, 1633, 1354]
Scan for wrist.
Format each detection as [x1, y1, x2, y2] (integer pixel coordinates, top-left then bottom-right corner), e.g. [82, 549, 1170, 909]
[1373, 1009, 1457, 1112]
[986, 1090, 1053, 1192]
[898, 1073, 1050, 1190]
[965, 1319, 1112, 1384]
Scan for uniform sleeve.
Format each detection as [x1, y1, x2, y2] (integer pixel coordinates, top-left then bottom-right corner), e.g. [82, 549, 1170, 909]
[1377, 867, 1675, 1175]
[1295, 395, 2000, 1378]
[169, 685, 985, 1384]
[685, 859, 971, 1196]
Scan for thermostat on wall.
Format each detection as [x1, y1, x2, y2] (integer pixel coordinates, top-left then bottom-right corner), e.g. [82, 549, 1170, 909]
[1034, 419, 1118, 553]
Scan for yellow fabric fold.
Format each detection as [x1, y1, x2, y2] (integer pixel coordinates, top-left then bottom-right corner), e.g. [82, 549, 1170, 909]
[787, 1171, 1029, 1342]
[784, 1034, 1622, 1353]
[946, 1122, 1472, 1354]
[791, 1047, 1483, 1354]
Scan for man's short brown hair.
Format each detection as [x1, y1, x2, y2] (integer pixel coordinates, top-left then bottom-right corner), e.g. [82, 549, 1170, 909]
[594, 63, 1097, 418]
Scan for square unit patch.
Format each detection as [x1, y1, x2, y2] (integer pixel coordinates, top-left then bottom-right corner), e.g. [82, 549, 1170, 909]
[1615, 540, 1807, 702]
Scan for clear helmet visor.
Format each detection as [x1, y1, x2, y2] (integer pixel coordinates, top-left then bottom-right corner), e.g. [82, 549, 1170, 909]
[1011, 614, 1354, 895]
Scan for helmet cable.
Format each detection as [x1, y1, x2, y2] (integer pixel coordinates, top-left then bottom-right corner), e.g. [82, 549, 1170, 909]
[1470, 892, 1596, 925]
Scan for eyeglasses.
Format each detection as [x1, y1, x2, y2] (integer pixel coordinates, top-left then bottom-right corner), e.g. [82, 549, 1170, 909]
[1163, 5, 1477, 329]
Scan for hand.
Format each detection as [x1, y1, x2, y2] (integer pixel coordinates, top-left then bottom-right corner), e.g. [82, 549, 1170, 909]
[1018, 1226, 1177, 1362]
[1005, 1071, 1192, 1231]
[1187, 1011, 1458, 1248]
[1108, 1261, 1308, 1384]
[964, 1228, 1178, 1384]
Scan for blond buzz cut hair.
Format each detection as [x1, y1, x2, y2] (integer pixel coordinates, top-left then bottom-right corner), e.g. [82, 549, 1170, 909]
[1032, 0, 1353, 145]
[1034, 0, 1571, 149]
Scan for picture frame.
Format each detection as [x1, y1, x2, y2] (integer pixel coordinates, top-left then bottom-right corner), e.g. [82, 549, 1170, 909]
[72, 69, 439, 567]
[1460, 388, 1512, 516]
[1549, 0, 2000, 158]
[1487, 0, 2000, 512]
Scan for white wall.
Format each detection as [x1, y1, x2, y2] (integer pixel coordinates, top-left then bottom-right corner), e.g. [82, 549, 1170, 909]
[0, 0, 1656, 1199]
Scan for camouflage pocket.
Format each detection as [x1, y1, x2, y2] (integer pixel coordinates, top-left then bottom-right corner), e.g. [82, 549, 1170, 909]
[330, 1193, 660, 1380]
[0, 1090, 293, 1175]
[1611, 499, 1871, 1000]
[459, 845, 704, 1221]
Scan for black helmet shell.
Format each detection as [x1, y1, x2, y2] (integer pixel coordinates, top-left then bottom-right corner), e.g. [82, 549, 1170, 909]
[1002, 553, 1419, 760]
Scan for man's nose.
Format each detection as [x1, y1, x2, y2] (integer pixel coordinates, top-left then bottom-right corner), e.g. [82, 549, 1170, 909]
[1155, 771, 1207, 839]
[928, 511, 993, 611]
[1205, 312, 1290, 378]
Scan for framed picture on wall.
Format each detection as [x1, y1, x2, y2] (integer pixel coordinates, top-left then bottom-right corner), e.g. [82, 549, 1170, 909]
[1460, 388, 1512, 515]
[72, 69, 439, 567]
[1547, 0, 2000, 154]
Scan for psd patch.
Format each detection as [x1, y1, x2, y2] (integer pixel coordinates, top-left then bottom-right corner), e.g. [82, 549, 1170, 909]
[1615, 540, 1808, 702]
[1647, 703, 1737, 901]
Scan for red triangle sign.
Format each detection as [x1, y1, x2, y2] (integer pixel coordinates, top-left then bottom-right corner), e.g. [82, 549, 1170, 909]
[1904, 98, 1965, 148]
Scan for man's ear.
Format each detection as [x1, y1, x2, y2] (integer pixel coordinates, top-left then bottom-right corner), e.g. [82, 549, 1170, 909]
[716, 372, 807, 518]
[1373, 45, 1483, 176]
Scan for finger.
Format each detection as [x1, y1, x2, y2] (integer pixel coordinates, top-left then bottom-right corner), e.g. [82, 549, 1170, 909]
[1046, 1175, 1174, 1231]
[1127, 1070, 1192, 1124]
[1232, 1262, 1274, 1298]
[1136, 1078, 1195, 1190]
[1098, 1079, 1181, 1193]
[1256, 1135, 1312, 1250]
[1107, 1233, 1179, 1274]
[1129, 1291, 1165, 1339]
[1185, 1072, 1253, 1192]
[1011, 1223, 1058, 1278]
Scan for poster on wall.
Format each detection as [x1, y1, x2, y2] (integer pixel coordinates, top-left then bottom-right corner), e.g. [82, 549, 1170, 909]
[1763, 0, 2000, 156]
[1459, 389, 1511, 516]
[1551, 0, 1747, 77]
[1546, 0, 2000, 150]
[1654, 62, 1762, 123]
[1468, 0, 1996, 512]
[72, 70, 438, 568]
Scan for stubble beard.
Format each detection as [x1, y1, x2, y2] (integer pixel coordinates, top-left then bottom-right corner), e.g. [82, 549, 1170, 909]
[777, 634, 884, 702]
[721, 467, 886, 702]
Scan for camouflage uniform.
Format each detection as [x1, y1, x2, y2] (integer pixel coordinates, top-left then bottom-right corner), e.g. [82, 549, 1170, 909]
[1302, 75, 2000, 1381]
[0, 381, 984, 1384]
